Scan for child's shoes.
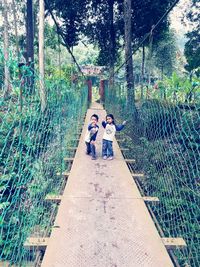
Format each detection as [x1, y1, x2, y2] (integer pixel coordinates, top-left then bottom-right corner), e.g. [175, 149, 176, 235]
[103, 156, 107, 160]
[107, 156, 113, 160]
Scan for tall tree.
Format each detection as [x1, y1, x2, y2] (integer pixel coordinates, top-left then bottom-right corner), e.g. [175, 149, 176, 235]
[26, 0, 34, 92]
[184, 0, 200, 75]
[26, 0, 34, 65]
[131, 0, 176, 87]
[184, 30, 200, 74]
[46, 0, 89, 48]
[83, 0, 119, 81]
[39, 0, 46, 111]
[12, 0, 20, 60]
[3, 0, 11, 98]
[124, 0, 135, 110]
[152, 30, 177, 79]
[108, 0, 115, 84]
[184, 0, 200, 80]
[141, 44, 145, 99]
[45, 0, 178, 90]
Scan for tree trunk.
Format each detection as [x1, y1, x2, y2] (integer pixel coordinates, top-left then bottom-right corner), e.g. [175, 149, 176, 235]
[26, 0, 34, 92]
[71, 46, 75, 88]
[161, 65, 164, 80]
[58, 42, 61, 79]
[12, 0, 20, 60]
[3, 0, 11, 98]
[26, 0, 34, 64]
[124, 0, 135, 111]
[108, 0, 115, 88]
[141, 44, 145, 100]
[148, 31, 153, 87]
[12, 0, 23, 129]
[39, 0, 46, 112]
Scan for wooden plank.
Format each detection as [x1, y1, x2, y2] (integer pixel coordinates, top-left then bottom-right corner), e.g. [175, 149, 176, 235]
[142, 196, 159, 203]
[116, 132, 124, 136]
[45, 195, 62, 203]
[120, 148, 130, 152]
[64, 157, 74, 162]
[125, 159, 135, 163]
[24, 237, 49, 250]
[56, 171, 70, 177]
[0, 262, 15, 267]
[68, 147, 78, 151]
[34, 251, 42, 267]
[162, 238, 187, 249]
[131, 172, 144, 178]
[116, 139, 125, 142]
[0, 261, 34, 267]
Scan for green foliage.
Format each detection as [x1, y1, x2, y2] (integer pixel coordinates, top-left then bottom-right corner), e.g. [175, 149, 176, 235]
[131, 0, 174, 43]
[73, 43, 98, 65]
[0, 48, 88, 264]
[44, 23, 60, 50]
[184, 0, 200, 73]
[46, 0, 89, 47]
[146, 72, 200, 103]
[45, 63, 73, 85]
[184, 30, 200, 72]
[152, 30, 177, 77]
[46, 0, 177, 68]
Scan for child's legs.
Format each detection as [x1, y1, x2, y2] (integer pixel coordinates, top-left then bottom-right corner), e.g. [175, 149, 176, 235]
[107, 141, 113, 157]
[85, 142, 91, 154]
[90, 143, 96, 157]
[102, 139, 108, 156]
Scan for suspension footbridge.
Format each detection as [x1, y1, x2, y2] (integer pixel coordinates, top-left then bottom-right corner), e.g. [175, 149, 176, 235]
[22, 103, 183, 267]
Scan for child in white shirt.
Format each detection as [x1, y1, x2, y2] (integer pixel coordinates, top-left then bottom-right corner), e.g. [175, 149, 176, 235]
[102, 114, 126, 160]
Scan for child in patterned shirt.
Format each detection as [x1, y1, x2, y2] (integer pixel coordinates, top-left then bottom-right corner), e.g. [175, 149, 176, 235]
[102, 114, 126, 160]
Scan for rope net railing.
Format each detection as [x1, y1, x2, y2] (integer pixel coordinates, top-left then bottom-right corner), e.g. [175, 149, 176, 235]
[0, 48, 88, 266]
[104, 78, 200, 267]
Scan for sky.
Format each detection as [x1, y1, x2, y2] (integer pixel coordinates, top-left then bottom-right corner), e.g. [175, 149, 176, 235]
[170, 0, 191, 33]
[169, 0, 192, 50]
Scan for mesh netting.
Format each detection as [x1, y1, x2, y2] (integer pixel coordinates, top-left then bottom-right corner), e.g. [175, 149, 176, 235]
[105, 79, 200, 267]
[0, 48, 88, 266]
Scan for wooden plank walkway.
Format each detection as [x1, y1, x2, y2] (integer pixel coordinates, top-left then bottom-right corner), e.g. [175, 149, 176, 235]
[41, 103, 174, 267]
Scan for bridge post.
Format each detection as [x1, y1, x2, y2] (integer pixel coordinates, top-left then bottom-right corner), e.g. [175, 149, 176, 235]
[99, 79, 105, 102]
[87, 79, 92, 103]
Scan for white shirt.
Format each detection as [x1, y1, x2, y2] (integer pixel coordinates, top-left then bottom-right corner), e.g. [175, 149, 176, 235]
[85, 125, 99, 142]
[103, 124, 116, 141]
